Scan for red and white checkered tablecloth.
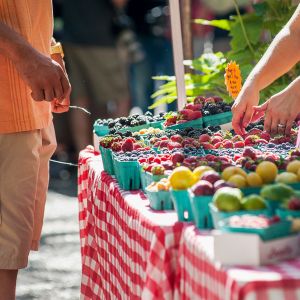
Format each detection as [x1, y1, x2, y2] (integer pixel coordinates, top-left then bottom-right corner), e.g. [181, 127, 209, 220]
[175, 226, 300, 300]
[78, 148, 185, 300]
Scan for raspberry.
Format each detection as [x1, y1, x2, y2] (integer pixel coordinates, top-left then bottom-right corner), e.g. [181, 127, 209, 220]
[121, 140, 134, 152]
[234, 141, 245, 148]
[223, 141, 233, 148]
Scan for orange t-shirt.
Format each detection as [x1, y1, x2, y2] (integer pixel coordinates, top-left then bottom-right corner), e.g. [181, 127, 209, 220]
[0, 0, 53, 133]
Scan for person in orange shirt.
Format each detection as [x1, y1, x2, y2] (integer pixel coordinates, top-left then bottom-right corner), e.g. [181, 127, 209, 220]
[0, 1, 71, 299]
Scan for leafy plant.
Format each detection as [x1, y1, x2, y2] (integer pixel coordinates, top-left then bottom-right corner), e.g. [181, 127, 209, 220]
[150, 0, 298, 109]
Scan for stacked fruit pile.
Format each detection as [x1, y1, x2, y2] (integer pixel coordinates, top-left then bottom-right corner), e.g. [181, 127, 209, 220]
[96, 94, 300, 236]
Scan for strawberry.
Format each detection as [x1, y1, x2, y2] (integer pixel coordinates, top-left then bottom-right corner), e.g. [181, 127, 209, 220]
[150, 137, 159, 145]
[256, 139, 268, 144]
[206, 154, 217, 161]
[202, 142, 215, 150]
[234, 141, 245, 148]
[211, 136, 223, 144]
[177, 120, 188, 124]
[232, 135, 244, 142]
[161, 136, 169, 141]
[138, 158, 147, 164]
[153, 157, 161, 164]
[248, 128, 262, 136]
[192, 103, 202, 111]
[178, 109, 194, 121]
[164, 116, 177, 126]
[159, 140, 169, 148]
[121, 140, 134, 152]
[171, 152, 185, 165]
[161, 161, 173, 170]
[244, 161, 256, 171]
[205, 97, 215, 104]
[154, 141, 161, 147]
[212, 96, 223, 103]
[214, 142, 222, 149]
[199, 134, 211, 143]
[167, 142, 182, 150]
[194, 96, 205, 105]
[214, 132, 223, 138]
[171, 134, 183, 143]
[185, 103, 195, 110]
[223, 140, 234, 148]
[244, 135, 258, 146]
[243, 147, 257, 160]
[133, 143, 143, 150]
[151, 165, 165, 175]
[190, 111, 202, 120]
[111, 142, 122, 152]
[259, 131, 270, 141]
[234, 154, 242, 161]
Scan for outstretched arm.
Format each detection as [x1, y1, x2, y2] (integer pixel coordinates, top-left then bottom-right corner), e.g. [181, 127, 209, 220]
[232, 4, 300, 135]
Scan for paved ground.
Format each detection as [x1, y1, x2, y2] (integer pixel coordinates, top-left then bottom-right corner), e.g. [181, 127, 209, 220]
[16, 169, 81, 300]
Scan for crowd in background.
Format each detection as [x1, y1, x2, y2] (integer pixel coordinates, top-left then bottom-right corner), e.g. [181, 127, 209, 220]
[51, 0, 248, 177]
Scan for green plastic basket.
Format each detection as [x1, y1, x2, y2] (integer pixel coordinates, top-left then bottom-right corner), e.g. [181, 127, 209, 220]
[171, 189, 194, 222]
[119, 123, 150, 133]
[114, 159, 141, 190]
[209, 203, 270, 229]
[265, 199, 282, 215]
[189, 191, 213, 229]
[147, 120, 164, 129]
[203, 112, 232, 127]
[241, 187, 261, 196]
[93, 122, 110, 137]
[146, 189, 173, 210]
[219, 218, 292, 241]
[99, 146, 114, 175]
[164, 118, 203, 131]
[276, 208, 300, 219]
[288, 182, 300, 190]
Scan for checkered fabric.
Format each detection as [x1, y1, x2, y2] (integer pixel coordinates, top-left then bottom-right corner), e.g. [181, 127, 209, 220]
[78, 148, 185, 299]
[175, 226, 300, 300]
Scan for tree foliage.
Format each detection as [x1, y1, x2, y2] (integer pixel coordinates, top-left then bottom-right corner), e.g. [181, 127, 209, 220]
[150, 0, 298, 109]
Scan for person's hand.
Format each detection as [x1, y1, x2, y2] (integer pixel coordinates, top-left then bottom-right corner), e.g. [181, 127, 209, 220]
[252, 81, 300, 136]
[50, 53, 71, 113]
[231, 83, 260, 135]
[14, 49, 71, 103]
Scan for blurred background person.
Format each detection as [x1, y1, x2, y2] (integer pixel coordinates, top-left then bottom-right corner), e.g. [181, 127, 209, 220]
[126, 0, 174, 113]
[53, 0, 130, 157]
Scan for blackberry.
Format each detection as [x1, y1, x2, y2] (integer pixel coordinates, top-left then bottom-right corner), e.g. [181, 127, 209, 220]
[145, 111, 153, 117]
[108, 122, 115, 128]
[119, 117, 127, 125]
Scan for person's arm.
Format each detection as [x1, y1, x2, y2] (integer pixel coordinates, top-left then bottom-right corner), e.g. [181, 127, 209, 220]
[232, 4, 300, 135]
[0, 22, 70, 103]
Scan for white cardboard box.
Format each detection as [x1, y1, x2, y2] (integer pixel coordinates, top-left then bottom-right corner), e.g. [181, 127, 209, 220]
[213, 230, 300, 266]
[93, 132, 100, 153]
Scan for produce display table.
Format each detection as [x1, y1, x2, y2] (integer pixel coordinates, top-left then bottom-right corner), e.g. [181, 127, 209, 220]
[78, 148, 185, 299]
[175, 226, 300, 300]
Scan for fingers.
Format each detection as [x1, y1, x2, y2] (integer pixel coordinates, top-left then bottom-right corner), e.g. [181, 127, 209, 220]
[231, 102, 246, 135]
[60, 72, 71, 103]
[31, 89, 45, 101]
[285, 119, 293, 136]
[44, 88, 55, 102]
[54, 80, 64, 101]
[241, 104, 253, 129]
[264, 110, 272, 133]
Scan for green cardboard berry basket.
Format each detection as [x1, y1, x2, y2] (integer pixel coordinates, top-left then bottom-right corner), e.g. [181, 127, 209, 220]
[140, 167, 168, 192]
[209, 203, 270, 229]
[113, 158, 141, 190]
[241, 187, 261, 196]
[219, 218, 292, 241]
[145, 189, 173, 210]
[189, 191, 213, 229]
[93, 122, 110, 137]
[171, 189, 194, 222]
[203, 112, 232, 127]
[264, 199, 282, 215]
[99, 146, 115, 175]
[164, 118, 203, 131]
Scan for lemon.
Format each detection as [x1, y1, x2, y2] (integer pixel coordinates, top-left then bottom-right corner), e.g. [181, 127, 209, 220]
[275, 172, 298, 184]
[193, 166, 213, 180]
[227, 174, 247, 188]
[246, 172, 263, 187]
[169, 166, 195, 190]
[222, 166, 247, 181]
[287, 160, 300, 174]
[256, 161, 278, 183]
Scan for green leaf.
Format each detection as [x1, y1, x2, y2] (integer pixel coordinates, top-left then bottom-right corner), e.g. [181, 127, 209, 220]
[193, 18, 231, 31]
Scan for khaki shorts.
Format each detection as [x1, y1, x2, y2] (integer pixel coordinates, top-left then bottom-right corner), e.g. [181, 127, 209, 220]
[63, 43, 130, 118]
[0, 123, 56, 269]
